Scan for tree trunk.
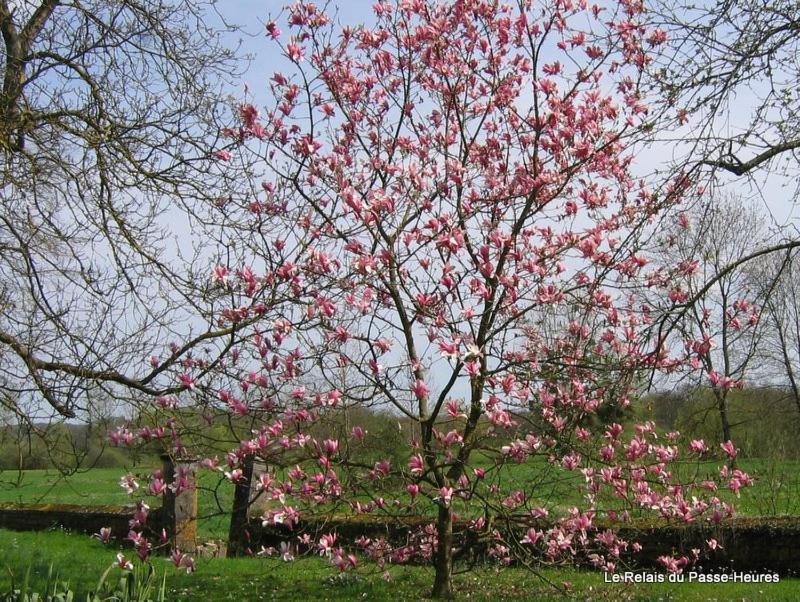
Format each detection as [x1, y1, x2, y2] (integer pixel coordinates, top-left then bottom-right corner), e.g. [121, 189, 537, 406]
[716, 390, 736, 467]
[774, 319, 800, 415]
[717, 390, 732, 444]
[431, 504, 454, 599]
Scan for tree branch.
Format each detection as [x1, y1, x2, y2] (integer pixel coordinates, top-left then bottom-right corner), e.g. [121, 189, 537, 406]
[702, 139, 800, 176]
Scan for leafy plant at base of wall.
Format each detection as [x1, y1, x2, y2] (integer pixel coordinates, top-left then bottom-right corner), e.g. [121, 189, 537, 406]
[1, 561, 165, 602]
[2, 563, 73, 601]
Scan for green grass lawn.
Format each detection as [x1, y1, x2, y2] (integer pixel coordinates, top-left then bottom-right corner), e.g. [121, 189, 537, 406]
[0, 467, 235, 540]
[502, 457, 800, 517]
[1, 529, 799, 601]
[0, 467, 154, 506]
[2, 457, 800, 543]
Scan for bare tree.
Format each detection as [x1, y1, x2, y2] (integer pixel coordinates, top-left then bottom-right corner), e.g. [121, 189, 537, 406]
[641, 0, 800, 451]
[755, 248, 800, 414]
[0, 1, 265, 449]
[654, 196, 773, 444]
[649, 0, 800, 183]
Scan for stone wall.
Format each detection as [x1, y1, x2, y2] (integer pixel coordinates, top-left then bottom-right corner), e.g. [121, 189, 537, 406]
[251, 515, 800, 575]
[619, 517, 800, 574]
[3, 481, 797, 575]
[0, 501, 158, 540]
[0, 456, 197, 552]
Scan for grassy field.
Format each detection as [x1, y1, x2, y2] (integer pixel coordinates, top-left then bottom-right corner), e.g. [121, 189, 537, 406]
[1, 529, 799, 601]
[2, 457, 800, 540]
[2, 461, 800, 600]
[0, 467, 235, 539]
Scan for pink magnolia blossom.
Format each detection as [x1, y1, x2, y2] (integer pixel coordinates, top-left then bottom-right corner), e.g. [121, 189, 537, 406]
[318, 533, 338, 557]
[720, 440, 738, 459]
[119, 474, 139, 495]
[408, 454, 425, 475]
[689, 439, 708, 454]
[411, 379, 430, 400]
[437, 487, 453, 507]
[95, 527, 112, 544]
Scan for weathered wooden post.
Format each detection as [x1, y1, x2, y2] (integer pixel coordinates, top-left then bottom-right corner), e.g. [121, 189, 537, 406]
[248, 457, 269, 514]
[160, 453, 198, 553]
[227, 455, 268, 557]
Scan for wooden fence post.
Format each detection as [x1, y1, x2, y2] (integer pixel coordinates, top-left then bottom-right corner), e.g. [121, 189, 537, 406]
[227, 455, 269, 557]
[160, 453, 198, 553]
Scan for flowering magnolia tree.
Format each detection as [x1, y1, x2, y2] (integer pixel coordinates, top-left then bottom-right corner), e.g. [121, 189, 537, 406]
[113, 0, 754, 597]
